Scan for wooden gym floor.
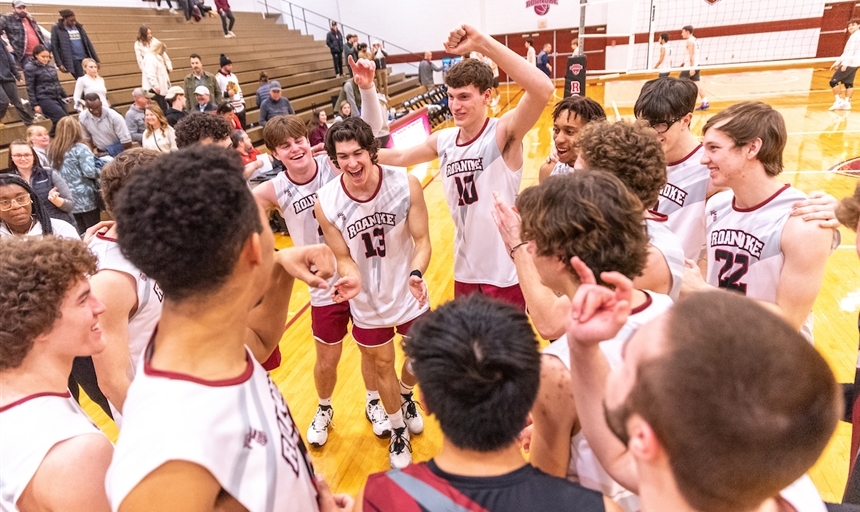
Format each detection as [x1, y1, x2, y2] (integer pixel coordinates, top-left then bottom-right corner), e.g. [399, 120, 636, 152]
[83, 66, 860, 503]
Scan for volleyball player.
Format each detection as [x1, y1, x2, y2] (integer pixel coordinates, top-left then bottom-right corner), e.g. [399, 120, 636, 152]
[513, 171, 674, 511]
[105, 146, 351, 511]
[654, 32, 671, 78]
[369, 24, 554, 308]
[315, 117, 431, 469]
[679, 25, 708, 110]
[88, 149, 163, 421]
[537, 95, 606, 182]
[681, 102, 834, 340]
[253, 60, 392, 447]
[0, 237, 113, 512]
[829, 18, 859, 111]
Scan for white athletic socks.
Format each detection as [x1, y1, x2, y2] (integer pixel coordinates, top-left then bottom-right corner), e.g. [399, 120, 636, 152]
[388, 410, 406, 430]
[366, 390, 380, 402]
[319, 397, 332, 408]
[399, 381, 413, 396]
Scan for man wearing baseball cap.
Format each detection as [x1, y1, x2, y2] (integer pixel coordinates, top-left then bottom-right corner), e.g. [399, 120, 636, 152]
[193, 85, 217, 113]
[164, 85, 187, 126]
[258, 80, 294, 126]
[0, 0, 49, 67]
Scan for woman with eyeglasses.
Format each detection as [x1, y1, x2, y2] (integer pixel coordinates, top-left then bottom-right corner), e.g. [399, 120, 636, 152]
[8, 139, 77, 229]
[0, 173, 79, 238]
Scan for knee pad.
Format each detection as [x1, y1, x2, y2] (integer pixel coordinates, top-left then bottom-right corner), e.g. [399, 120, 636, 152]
[830, 78, 840, 88]
[845, 82, 854, 90]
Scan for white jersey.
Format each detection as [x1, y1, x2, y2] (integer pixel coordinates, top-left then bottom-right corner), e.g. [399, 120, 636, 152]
[107, 344, 319, 512]
[705, 184, 818, 338]
[1, 392, 102, 511]
[779, 475, 827, 512]
[658, 43, 673, 70]
[543, 292, 673, 512]
[686, 35, 700, 68]
[437, 117, 523, 286]
[316, 166, 428, 329]
[272, 155, 340, 307]
[0, 218, 79, 239]
[655, 144, 710, 260]
[88, 234, 163, 382]
[645, 213, 685, 301]
[549, 161, 573, 177]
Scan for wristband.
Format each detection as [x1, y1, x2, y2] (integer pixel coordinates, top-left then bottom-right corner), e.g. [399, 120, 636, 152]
[509, 241, 528, 260]
[410, 269, 423, 279]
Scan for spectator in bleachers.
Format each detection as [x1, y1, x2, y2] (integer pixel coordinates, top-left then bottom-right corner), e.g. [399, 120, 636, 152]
[79, 93, 132, 158]
[0, 0, 48, 68]
[256, 71, 271, 109]
[8, 139, 76, 228]
[307, 109, 328, 146]
[48, 117, 101, 233]
[0, 41, 31, 127]
[215, 54, 238, 96]
[258, 81, 294, 126]
[230, 129, 263, 178]
[24, 45, 69, 137]
[192, 85, 217, 113]
[141, 40, 172, 112]
[326, 21, 344, 76]
[174, 112, 232, 148]
[125, 88, 151, 144]
[164, 85, 187, 127]
[26, 125, 50, 167]
[133, 26, 159, 71]
[333, 100, 351, 122]
[154, 0, 177, 13]
[418, 51, 442, 87]
[51, 9, 98, 79]
[371, 41, 389, 98]
[142, 104, 177, 153]
[183, 53, 222, 111]
[0, 174, 79, 238]
[344, 34, 358, 76]
[73, 58, 108, 111]
[225, 81, 245, 128]
[216, 100, 241, 130]
[357, 42, 372, 61]
[334, 78, 360, 118]
[215, 0, 235, 38]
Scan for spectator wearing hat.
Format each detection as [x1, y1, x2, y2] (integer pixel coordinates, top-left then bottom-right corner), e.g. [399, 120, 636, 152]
[79, 93, 132, 157]
[0, 0, 49, 68]
[258, 80, 294, 126]
[183, 53, 222, 112]
[193, 85, 217, 113]
[164, 85, 187, 127]
[125, 88, 151, 143]
[326, 21, 344, 76]
[51, 9, 98, 79]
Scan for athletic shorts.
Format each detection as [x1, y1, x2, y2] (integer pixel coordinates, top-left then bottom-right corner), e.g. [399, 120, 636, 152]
[679, 69, 700, 82]
[493, 76, 500, 88]
[454, 281, 527, 310]
[831, 66, 858, 89]
[352, 311, 429, 347]
[311, 302, 352, 344]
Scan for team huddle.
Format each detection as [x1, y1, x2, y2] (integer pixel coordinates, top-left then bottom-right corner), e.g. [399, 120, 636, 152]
[0, 21, 855, 512]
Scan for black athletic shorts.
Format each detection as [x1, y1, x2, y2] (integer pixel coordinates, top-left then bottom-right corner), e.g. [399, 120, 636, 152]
[679, 69, 700, 82]
[831, 66, 858, 89]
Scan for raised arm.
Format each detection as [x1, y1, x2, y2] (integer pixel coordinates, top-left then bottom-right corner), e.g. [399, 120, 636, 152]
[376, 131, 440, 168]
[444, 25, 554, 155]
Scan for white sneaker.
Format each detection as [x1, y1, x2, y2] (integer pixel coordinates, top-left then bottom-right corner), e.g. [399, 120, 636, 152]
[169, 8, 178, 13]
[401, 392, 424, 435]
[228, 31, 236, 37]
[365, 399, 391, 437]
[155, 5, 163, 10]
[389, 426, 412, 469]
[830, 98, 844, 111]
[306, 406, 333, 447]
[838, 100, 852, 111]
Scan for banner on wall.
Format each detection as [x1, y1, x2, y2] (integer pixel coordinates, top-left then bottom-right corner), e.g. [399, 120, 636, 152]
[525, 0, 558, 16]
[564, 55, 586, 97]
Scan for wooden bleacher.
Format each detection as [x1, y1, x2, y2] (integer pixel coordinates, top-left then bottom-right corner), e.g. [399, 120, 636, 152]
[0, 4, 425, 168]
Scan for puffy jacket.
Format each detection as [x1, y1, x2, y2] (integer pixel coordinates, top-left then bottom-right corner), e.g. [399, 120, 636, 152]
[51, 20, 99, 73]
[24, 59, 67, 104]
[0, 13, 48, 64]
[326, 29, 343, 53]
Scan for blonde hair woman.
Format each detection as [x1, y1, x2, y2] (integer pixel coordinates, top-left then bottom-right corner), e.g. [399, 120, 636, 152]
[142, 40, 173, 111]
[73, 58, 108, 111]
[142, 104, 177, 153]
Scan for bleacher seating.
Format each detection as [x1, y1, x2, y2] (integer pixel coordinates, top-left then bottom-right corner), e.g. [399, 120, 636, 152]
[0, 3, 426, 169]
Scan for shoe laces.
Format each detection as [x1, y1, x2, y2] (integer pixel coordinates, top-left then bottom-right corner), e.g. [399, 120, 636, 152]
[401, 393, 423, 420]
[312, 406, 332, 431]
[367, 399, 388, 424]
[389, 427, 412, 454]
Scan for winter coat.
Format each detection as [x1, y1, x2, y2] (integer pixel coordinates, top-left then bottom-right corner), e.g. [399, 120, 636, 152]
[142, 51, 172, 94]
[326, 29, 343, 53]
[50, 20, 98, 73]
[24, 59, 68, 104]
[0, 44, 20, 83]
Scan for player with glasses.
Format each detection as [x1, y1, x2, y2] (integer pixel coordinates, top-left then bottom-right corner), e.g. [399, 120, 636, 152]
[0, 173, 78, 238]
